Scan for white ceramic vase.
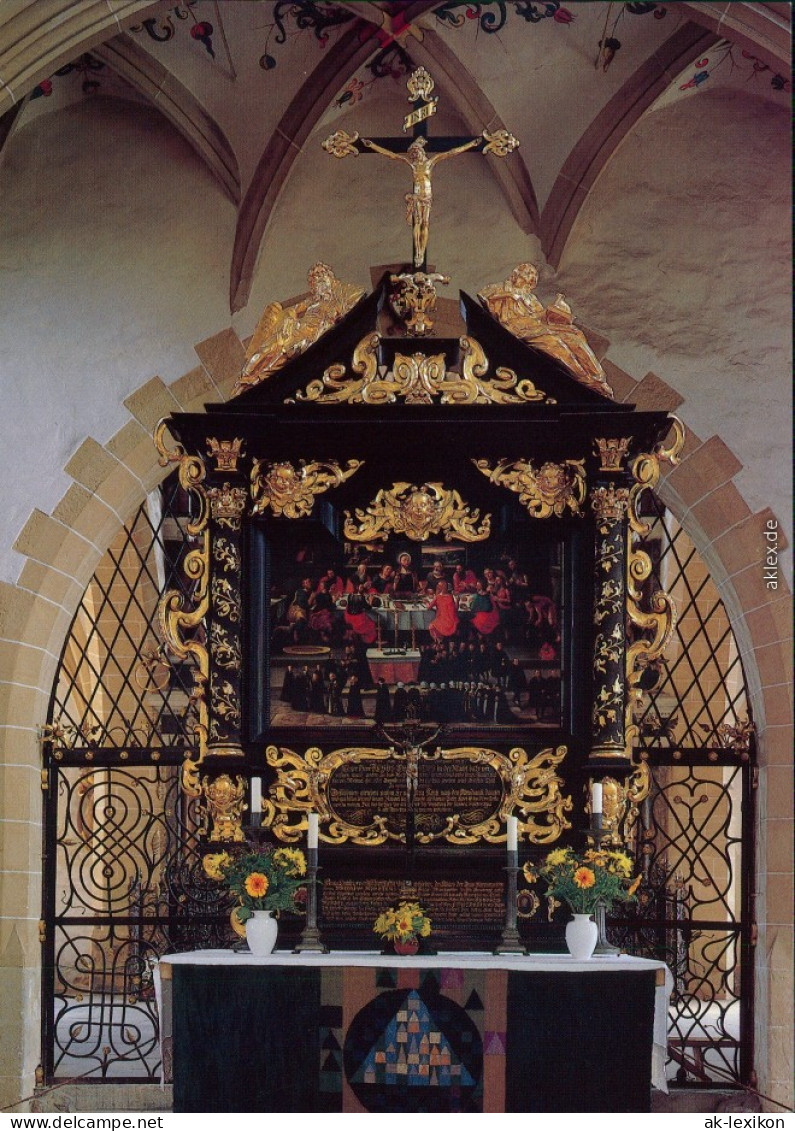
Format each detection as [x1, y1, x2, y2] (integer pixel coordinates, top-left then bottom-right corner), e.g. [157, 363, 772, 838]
[246, 909, 278, 956]
[565, 913, 598, 960]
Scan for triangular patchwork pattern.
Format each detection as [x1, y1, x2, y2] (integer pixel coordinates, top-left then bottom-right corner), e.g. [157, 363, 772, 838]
[349, 989, 476, 1088]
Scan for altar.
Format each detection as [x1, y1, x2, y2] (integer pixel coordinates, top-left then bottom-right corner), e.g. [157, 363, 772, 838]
[158, 951, 671, 1113]
[366, 647, 421, 683]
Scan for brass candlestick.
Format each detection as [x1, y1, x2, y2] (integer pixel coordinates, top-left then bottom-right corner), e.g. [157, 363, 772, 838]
[494, 851, 526, 955]
[293, 847, 328, 953]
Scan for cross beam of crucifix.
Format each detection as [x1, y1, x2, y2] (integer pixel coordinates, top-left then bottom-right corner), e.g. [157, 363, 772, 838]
[323, 66, 519, 270]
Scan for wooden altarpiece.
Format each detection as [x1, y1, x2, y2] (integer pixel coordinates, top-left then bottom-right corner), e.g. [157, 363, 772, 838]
[156, 275, 682, 951]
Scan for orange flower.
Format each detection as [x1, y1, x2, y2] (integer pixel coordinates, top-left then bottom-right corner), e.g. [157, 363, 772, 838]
[397, 915, 413, 937]
[628, 875, 641, 896]
[573, 867, 596, 889]
[244, 872, 269, 899]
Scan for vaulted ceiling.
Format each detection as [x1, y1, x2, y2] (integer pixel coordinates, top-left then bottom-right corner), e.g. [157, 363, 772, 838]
[1, 1, 789, 313]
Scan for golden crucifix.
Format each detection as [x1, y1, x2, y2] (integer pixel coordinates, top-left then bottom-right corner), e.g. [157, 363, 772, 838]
[323, 66, 519, 270]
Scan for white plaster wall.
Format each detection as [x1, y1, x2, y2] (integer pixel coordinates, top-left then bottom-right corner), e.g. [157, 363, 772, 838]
[0, 82, 790, 592]
[557, 86, 792, 579]
[0, 97, 236, 584]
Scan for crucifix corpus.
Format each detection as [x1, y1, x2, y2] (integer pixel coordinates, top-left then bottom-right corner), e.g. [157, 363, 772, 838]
[323, 66, 519, 270]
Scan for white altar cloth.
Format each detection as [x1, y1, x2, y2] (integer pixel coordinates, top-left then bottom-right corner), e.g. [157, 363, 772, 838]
[157, 950, 671, 1093]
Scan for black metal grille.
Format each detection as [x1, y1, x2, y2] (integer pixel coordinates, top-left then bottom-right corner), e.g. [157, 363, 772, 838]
[48, 476, 199, 752]
[634, 494, 749, 750]
[40, 483, 754, 1086]
[611, 757, 753, 1087]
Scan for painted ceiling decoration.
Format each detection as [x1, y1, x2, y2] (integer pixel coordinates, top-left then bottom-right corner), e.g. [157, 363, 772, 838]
[0, 0, 788, 317]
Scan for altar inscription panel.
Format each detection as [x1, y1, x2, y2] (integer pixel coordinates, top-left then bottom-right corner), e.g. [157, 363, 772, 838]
[328, 758, 503, 835]
[320, 877, 505, 928]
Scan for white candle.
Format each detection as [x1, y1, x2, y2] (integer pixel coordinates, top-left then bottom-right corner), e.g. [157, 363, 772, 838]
[251, 777, 262, 815]
[507, 815, 518, 853]
[591, 781, 603, 815]
[308, 811, 319, 849]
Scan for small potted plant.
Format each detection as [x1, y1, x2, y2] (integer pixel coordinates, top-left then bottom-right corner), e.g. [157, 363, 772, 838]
[373, 900, 432, 955]
[523, 846, 640, 959]
[204, 845, 307, 955]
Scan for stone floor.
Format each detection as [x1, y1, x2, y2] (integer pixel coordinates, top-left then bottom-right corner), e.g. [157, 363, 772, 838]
[26, 1084, 764, 1113]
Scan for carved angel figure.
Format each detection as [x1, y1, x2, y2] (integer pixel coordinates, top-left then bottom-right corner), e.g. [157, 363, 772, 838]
[233, 262, 364, 395]
[478, 263, 614, 397]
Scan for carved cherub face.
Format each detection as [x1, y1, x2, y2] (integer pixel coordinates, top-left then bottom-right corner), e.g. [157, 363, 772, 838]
[208, 777, 232, 803]
[537, 462, 570, 496]
[267, 462, 299, 496]
[403, 489, 438, 534]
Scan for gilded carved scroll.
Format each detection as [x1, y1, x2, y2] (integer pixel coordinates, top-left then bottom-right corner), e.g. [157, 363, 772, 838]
[291, 333, 553, 405]
[154, 419, 210, 797]
[251, 458, 363, 519]
[343, 481, 490, 543]
[262, 743, 572, 847]
[625, 418, 685, 759]
[474, 457, 587, 518]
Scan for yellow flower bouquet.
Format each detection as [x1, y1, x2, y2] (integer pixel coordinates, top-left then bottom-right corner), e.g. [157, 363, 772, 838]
[374, 900, 432, 954]
[204, 846, 307, 924]
[523, 846, 641, 915]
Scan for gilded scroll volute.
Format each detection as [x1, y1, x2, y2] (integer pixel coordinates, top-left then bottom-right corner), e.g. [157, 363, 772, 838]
[263, 743, 571, 847]
[154, 420, 210, 797]
[344, 481, 491, 544]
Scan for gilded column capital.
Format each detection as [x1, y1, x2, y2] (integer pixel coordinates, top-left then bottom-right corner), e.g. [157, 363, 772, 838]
[591, 483, 630, 526]
[594, 437, 632, 473]
[208, 483, 247, 528]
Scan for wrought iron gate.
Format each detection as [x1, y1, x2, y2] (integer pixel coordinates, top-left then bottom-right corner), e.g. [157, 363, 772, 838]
[40, 479, 755, 1086]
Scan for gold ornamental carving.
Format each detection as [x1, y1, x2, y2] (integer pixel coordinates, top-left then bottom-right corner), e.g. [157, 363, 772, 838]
[211, 576, 240, 622]
[206, 437, 244, 472]
[262, 744, 571, 846]
[209, 676, 242, 738]
[406, 66, 436, 112]
[323, 67, 519, 269]
[344, 482, 491, 544]
[475, 457, 587, 518]
[154, 420, 210, 797]
[250, 458, 363, 519]
[624, 416, 685, 757]
[594, 437, 632, 473]
[592, 484, 630, 527]
[388, 271, 449, 336]
[322, 129, 359, 159]
[232, 262, 364, 395]
[479, 263, 614, 397]
[292, 331, 552, 406]
[200, 773, 246, 842]
[587, 766, 649, 847]
[481, 128, 520, 157]
[208, 483, 247, 528]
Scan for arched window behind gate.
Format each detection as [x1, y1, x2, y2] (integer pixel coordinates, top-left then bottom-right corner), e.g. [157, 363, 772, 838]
[40, 476, 755, 1088]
